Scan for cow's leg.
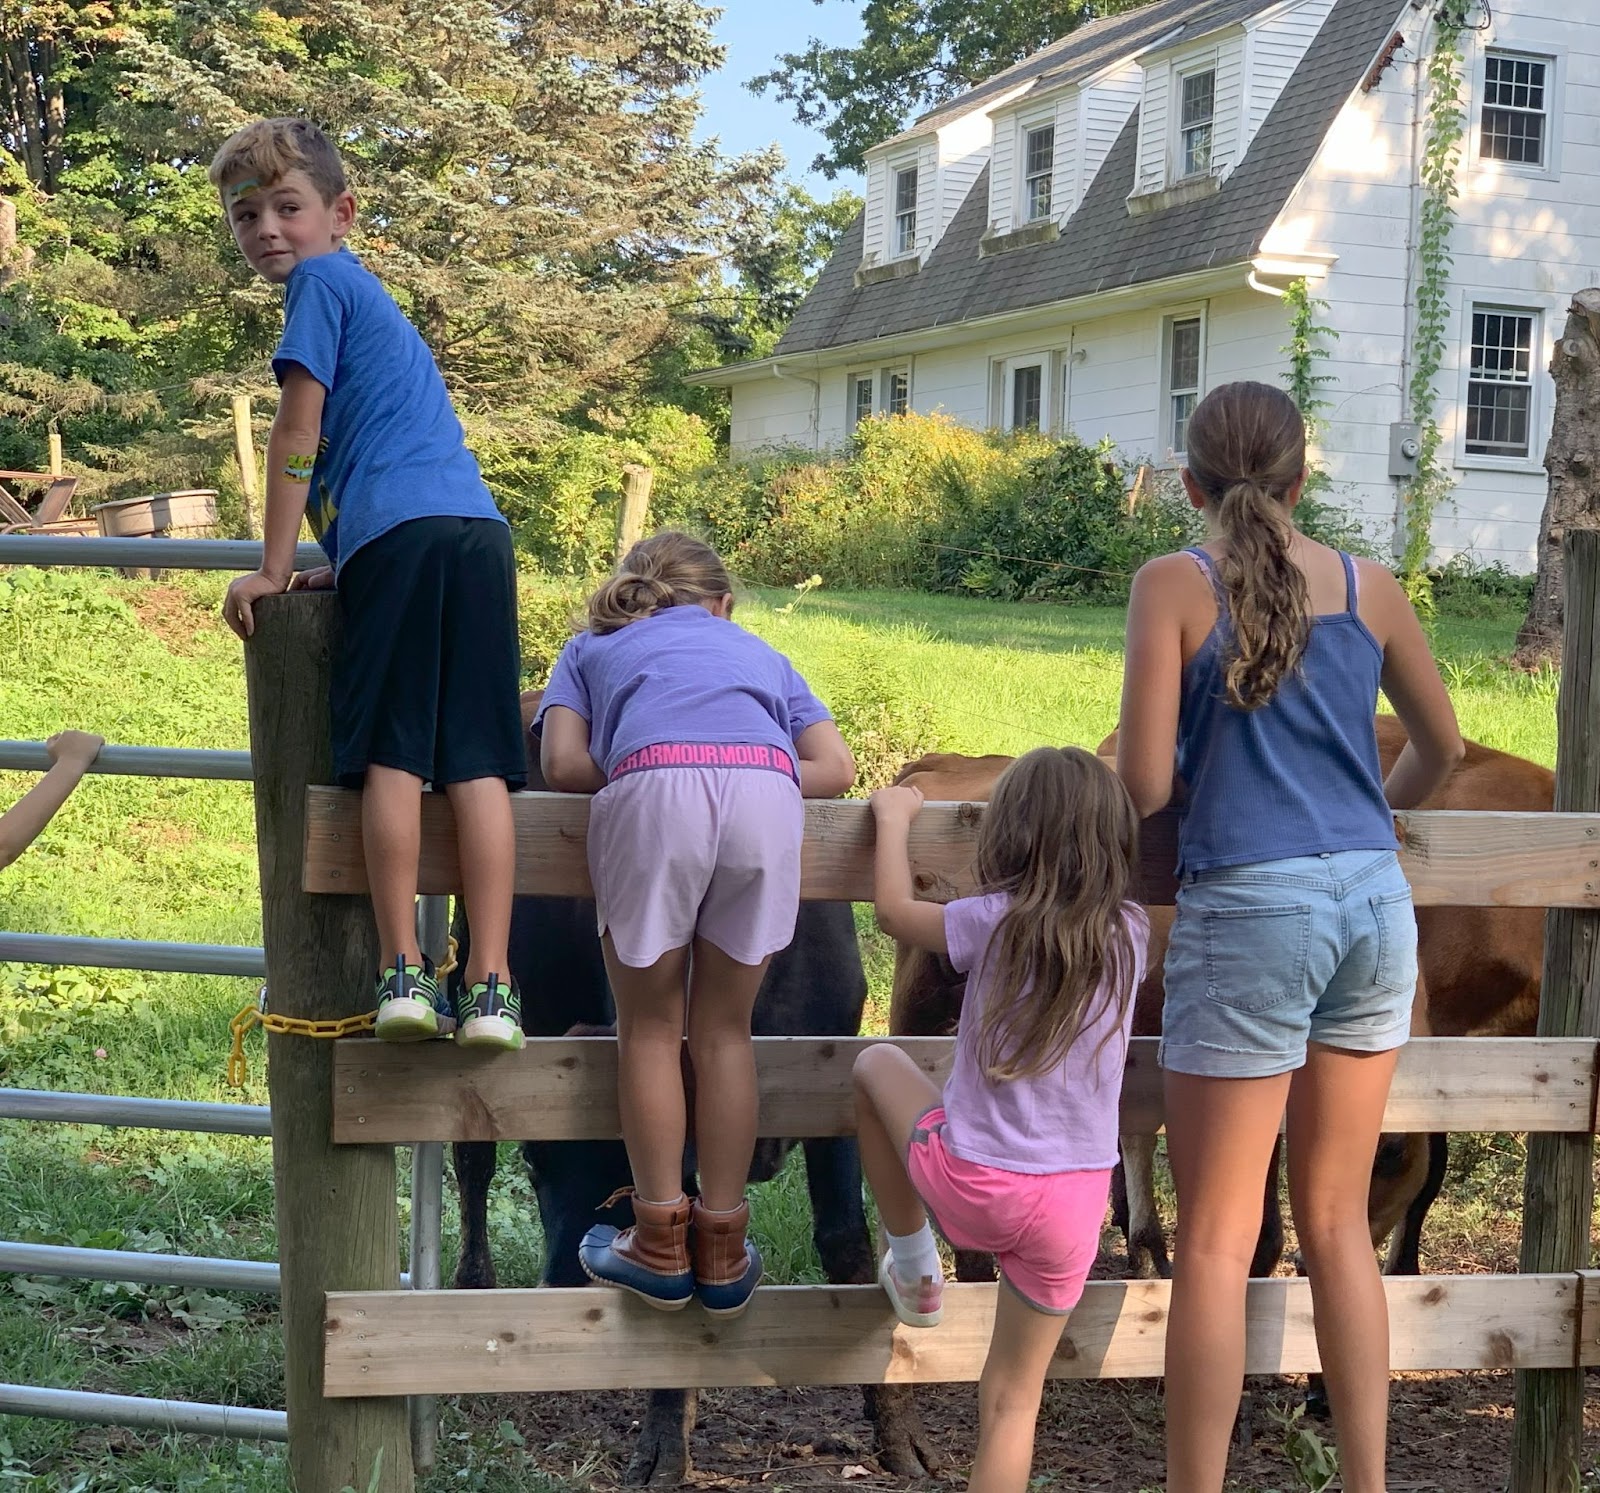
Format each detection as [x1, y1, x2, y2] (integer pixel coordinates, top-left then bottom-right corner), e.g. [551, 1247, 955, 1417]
[1249, 1135, 1285, 1279]
[1120, 1132, 1170, 1279]
[625, 1392, 697, 1487]
[452, 1141, 499, 1289]
[1381, 1133, 1446, 1277]
[802, 1136, 944, 1477]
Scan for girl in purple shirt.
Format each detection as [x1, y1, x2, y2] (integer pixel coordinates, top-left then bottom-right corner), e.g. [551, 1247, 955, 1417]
[855, 747, 1148, 1492]
[539, 532, 855, 1314]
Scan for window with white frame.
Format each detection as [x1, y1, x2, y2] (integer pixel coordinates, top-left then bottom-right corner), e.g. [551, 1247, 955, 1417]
[893, 166, 919, 256]
[1024, 124, 1055, 222]
[1480, 52, 1551, 168]
[1011, 363, 1044, 431]
[884, 368, 910, 416]
[1177, 68, 1216, 180]
[1465, 307, 1537, 460]
[850, 372, 875, 429]
[1163, 314, 1204, 458]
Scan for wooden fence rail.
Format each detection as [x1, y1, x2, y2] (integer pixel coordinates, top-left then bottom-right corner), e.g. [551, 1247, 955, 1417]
[329, 1035, 1600, 1145]
[302, 789, 1600, 910]
[324, 1272, 1600, 1397]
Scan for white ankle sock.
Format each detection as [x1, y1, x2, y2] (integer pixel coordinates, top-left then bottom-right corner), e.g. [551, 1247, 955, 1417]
[885, 1224, 941, 1283]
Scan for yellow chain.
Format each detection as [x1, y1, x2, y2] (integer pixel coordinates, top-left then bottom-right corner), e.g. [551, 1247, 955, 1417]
[227, 935, 458, 1087]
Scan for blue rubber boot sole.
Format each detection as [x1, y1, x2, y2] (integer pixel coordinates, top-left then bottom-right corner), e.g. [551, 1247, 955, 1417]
[697, 1240, 763, 1318]
[578, 1224, 694, 1311]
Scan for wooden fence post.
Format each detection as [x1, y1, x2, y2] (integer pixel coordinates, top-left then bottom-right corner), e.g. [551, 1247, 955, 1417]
[47, 431, 63, 476]
[232, 395, 260, 540]
[245, 592, 414, 1493]
[1511, 529, 1600, 1493]
[617, 463, 653, 553]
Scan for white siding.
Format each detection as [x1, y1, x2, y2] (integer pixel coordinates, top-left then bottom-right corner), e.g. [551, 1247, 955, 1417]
[1134, 59, 1170, 193]
[1210, 34, 1247, 177]
[989, 116, 1017, 229]
[916, 139, 940, 259]
[728, 376, 830, 455]
[937, 111, 994, 240]
[863, 155, 888, 264]
[1243, 0, 1340, 154]
[1051, 96, 1081, 223]
[1078, 60, 1144, 204]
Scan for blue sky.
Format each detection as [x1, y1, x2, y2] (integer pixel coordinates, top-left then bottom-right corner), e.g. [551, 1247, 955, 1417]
[703, 2, 865, 193]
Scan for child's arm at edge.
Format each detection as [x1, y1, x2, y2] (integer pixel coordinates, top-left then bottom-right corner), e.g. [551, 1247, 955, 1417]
[795, 720, 855, 799]
[223, 367, 327, 639]
[0, 730, 104, 870]
[539, 706, 607, 793]
[869, 785, 948, 954]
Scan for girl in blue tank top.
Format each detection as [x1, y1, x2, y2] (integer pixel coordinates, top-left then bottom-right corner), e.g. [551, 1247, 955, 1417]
[1116, 382, 1463, 1493]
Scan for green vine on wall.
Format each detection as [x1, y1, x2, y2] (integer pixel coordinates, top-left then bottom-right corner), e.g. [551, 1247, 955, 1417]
[1283, 276, 1339, 499]
[1401, 1, 1472, 614]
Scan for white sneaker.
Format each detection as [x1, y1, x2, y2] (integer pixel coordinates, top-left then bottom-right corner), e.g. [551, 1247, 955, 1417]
[879, 1252, 943, 1328]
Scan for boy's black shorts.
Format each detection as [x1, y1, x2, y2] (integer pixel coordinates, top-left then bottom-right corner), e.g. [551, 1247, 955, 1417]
[331, 516, 527, 791]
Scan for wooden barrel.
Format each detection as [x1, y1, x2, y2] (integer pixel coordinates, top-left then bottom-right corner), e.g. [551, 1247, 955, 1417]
[93, 490, 219, 579]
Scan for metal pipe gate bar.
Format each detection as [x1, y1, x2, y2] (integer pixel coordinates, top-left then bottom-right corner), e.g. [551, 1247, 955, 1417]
[0, 536, 324, 572]
[0, 933, 264, 977]
[0, 741, 252, 781]
[0, 1088, 271, 1136]
[0, 1242, 279, 1293]
[0, 1384, 287, 1441]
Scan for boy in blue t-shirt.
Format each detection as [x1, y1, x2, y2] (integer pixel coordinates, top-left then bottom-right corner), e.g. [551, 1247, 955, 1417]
[214, 117, 524, 1051]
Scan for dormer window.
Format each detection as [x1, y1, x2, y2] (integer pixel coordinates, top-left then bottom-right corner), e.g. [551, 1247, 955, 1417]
[1024, 125, 1056, 221]
[894, 167, 919, 256]
[1178, 68, 1216, 179]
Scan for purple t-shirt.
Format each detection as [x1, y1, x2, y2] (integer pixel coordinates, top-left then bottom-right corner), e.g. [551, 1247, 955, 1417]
[535, 605, 833, 778]
[939, 894, 1150, 1175]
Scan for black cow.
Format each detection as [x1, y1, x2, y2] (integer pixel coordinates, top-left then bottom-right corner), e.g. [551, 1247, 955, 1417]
[447, 723, 937, 1481]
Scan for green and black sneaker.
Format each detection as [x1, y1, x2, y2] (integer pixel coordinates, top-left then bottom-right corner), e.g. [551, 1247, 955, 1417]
[454, 973, 524, 1051]
[373, 955, 454, 1042]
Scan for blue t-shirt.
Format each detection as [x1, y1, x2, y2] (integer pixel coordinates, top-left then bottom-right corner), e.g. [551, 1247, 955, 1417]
[535, 606, 833, 778]
[272, 248, 505, 573]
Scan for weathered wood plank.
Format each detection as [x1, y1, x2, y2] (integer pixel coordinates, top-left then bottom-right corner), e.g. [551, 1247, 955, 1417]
[304, 788, 1600, 910]
[1576, 1271, 1600, 1368]
[329, 1036, 1599, 1145]
[323, 1272, 1578, 1397]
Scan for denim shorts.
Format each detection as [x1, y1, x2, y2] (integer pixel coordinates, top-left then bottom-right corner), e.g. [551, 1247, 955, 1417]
[1159, 850, 1417, 1079]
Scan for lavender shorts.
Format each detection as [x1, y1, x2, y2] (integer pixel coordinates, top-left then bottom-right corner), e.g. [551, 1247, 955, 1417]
[588, 764, 805, 968]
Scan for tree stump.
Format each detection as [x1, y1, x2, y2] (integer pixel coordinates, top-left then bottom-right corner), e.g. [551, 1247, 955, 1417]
[1514, 289, 1600, 670]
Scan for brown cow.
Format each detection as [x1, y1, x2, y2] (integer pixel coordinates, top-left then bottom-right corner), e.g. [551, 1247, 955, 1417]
[888, 716, 1551, 1281]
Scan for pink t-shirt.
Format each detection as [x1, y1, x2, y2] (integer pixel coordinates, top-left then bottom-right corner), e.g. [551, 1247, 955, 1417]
[938, 893, 1149, 1175]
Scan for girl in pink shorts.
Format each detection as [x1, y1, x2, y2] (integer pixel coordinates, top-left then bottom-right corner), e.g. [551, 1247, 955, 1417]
[855, 747, 1148, 1492]
[538, 532, 855, 1315]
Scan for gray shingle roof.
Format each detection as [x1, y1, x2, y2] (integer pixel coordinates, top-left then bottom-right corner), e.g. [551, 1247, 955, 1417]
[772, 0, 1405, 359]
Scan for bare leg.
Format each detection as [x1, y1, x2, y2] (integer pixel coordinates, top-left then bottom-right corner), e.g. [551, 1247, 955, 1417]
[1287, 1043, 1401, 1493]
[851, 1043, 942, 1238]
[363, 765, 424, 970]
[685, 937, 770, 1212]
[603, 935, 690, 1204]
[1164, 1069, 1292, 1493]
[443, 776, 515, 985]
[968, 1284, 1071, 1493]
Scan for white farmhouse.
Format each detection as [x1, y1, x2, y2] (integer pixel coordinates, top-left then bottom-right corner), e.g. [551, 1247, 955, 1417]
[693, 0, 1600, 568]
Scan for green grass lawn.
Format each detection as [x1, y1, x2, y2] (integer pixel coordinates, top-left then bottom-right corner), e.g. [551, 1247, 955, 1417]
[0, 567, 1560, 1491]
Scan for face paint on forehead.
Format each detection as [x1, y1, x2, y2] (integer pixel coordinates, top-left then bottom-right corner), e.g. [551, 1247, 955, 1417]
[226, 177, 262, 206]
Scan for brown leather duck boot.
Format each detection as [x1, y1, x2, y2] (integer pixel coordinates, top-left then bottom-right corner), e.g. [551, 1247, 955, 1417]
[691, 1197, 763, 1317]
[579, 1193, 694, 1310]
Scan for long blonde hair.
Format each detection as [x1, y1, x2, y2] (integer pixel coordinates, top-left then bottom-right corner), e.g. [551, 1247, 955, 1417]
[587, 531, 733, 636]
[972, 747, 1141, 1082]
[1184, 381, 1310, 711]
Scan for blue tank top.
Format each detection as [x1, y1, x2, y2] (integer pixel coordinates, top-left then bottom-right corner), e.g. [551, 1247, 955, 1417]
[1174, 548, 1396, 874]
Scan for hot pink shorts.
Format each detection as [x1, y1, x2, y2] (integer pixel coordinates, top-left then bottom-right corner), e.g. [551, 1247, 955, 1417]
[587, 762, 804, 968]
[906, 1107, 1110, 1315]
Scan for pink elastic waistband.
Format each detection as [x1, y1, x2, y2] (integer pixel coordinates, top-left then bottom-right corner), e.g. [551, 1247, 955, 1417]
[610, 740, 798, 783]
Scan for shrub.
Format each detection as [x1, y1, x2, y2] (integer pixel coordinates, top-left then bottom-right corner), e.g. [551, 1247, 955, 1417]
[516, 571, 587, 688]
[824, 632, 945, 794]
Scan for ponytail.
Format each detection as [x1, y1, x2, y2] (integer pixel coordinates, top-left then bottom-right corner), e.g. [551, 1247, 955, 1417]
[1184, 383, 1311, 710]
[586, 530, 733, 636]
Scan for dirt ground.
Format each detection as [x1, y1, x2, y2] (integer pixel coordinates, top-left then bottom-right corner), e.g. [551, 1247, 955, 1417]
[477, 1370, 1599, 1490]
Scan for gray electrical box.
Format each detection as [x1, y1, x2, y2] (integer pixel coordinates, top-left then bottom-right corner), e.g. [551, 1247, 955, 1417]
[1388, 421, 1422, 479]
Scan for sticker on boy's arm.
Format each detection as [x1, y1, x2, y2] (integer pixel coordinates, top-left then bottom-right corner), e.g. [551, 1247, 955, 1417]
[283, 453, 316, 483]
[226, 178, 261, 205]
